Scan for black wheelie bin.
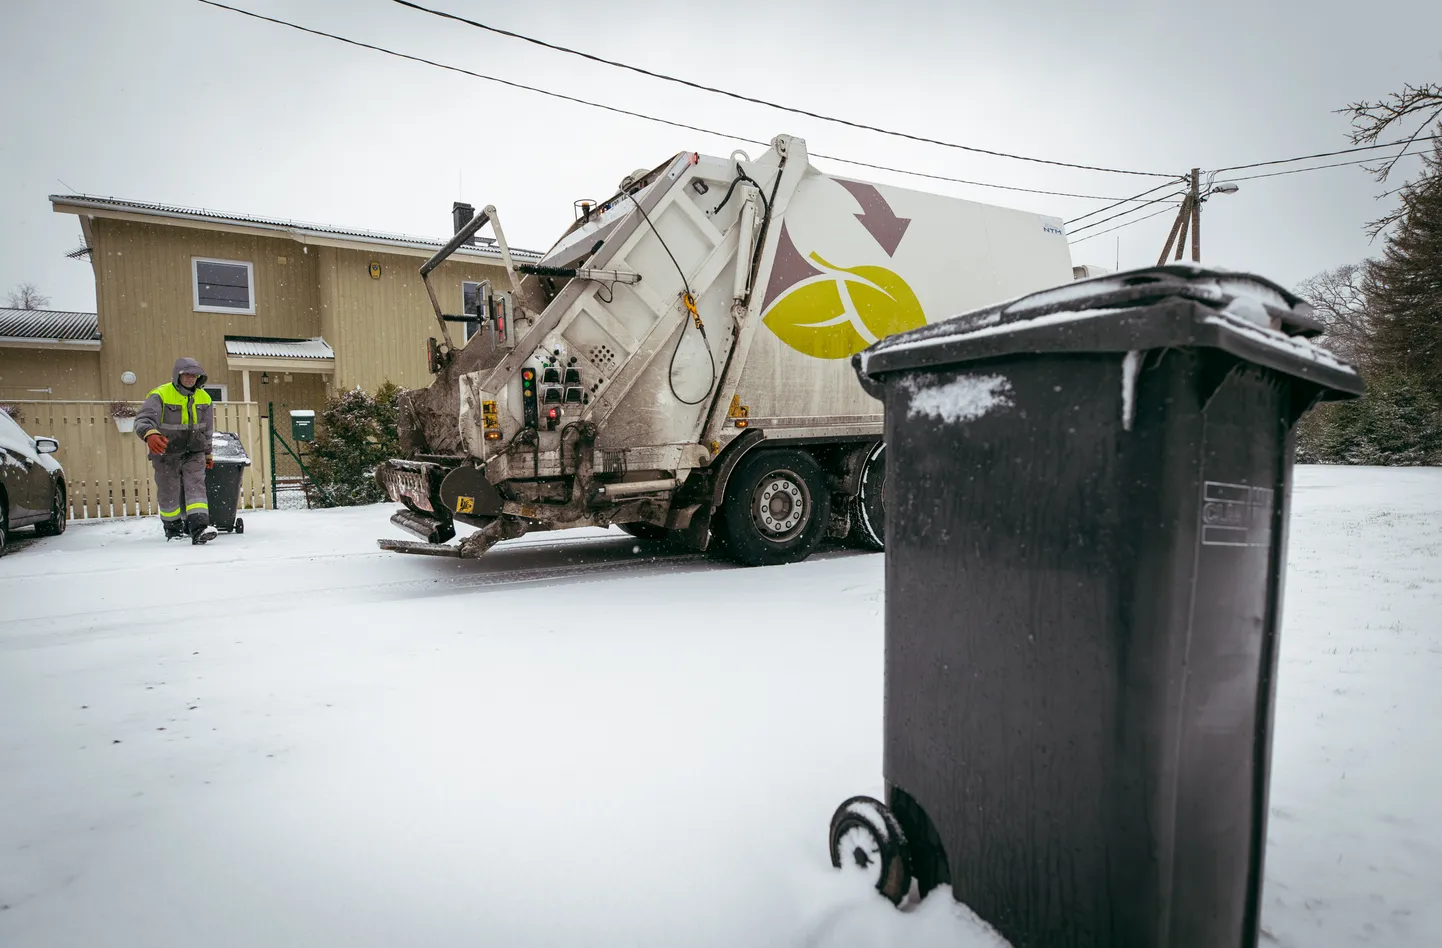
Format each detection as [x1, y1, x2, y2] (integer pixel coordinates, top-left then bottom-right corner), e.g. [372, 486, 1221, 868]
[827, 265, 1364, 948]
[204, 431, 251, 534]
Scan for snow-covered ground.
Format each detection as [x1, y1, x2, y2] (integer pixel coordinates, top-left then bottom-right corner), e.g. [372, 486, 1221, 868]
[0, 466, 1437, 947]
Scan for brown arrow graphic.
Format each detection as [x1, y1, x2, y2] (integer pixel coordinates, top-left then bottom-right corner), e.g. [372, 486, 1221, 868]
[761, 224, 823, 310]
[835, 179, 911, 256]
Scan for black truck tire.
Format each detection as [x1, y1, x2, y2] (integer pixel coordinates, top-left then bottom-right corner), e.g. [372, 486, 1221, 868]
[848, 444, 885, 551]
[721, 448, 831, 567]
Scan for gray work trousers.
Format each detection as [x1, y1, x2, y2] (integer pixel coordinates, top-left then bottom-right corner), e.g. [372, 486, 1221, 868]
[152, 452, 209, 528]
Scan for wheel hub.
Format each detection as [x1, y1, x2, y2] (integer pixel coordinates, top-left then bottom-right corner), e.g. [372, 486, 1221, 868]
[754, 473, 806, 539]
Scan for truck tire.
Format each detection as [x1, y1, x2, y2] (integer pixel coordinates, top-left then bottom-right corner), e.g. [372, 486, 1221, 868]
[721, 448, 831, 567]
[848, 444, 885, 551]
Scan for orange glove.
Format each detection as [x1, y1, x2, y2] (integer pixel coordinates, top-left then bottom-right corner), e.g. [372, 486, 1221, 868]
[145, 433, 169, 455]
[206, 455, 214, 469]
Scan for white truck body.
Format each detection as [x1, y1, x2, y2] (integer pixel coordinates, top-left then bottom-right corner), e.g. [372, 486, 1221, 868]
[378, 135, 1073, 562]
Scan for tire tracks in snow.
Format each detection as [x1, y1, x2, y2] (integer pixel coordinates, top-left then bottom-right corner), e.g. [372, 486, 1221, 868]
[0, 541, 730, 648]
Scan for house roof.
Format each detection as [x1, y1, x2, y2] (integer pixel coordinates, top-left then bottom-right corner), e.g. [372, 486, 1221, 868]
[0, 308, 102, 350]
[50, 194, 546, 264]
[225, 336, 335, 360]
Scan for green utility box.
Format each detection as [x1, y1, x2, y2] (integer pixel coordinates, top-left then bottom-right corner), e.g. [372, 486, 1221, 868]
[290, 409, 315, 442]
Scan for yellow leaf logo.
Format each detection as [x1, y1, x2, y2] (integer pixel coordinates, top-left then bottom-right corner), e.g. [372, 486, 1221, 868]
[762, 253, 926, 359]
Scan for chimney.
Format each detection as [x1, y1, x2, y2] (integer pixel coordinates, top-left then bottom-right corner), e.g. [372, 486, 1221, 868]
[452, 201, 475, 245]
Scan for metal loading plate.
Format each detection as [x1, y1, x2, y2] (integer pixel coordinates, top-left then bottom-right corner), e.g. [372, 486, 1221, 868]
[376, 538, 464, 557]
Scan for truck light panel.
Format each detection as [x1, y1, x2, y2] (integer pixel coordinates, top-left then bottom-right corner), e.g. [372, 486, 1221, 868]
[521, 368, 539, 428]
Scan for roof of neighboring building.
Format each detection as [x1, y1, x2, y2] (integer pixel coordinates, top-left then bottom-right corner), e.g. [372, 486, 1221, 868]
[224, 336, 335, 360]
[50, 194, 547, 264]
[0, 308, 101, 341]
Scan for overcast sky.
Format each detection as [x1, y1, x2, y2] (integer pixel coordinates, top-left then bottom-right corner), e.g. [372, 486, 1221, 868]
[4, 0, 1440, 312]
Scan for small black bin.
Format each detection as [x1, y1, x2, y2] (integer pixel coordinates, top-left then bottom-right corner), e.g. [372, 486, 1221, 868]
[203, 431, 251, 533]
[828, 266, 1364, 947]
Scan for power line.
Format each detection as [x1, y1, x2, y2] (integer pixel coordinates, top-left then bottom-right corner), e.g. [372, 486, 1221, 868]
[1216, 149, 1427, 184]
[192, 0, 776, 150]
[1065, 179, 1188, 226]
[389, 0, 1176, 179]
[1068, 204, 1180, 246]
[190, 1, 1150, 204]
[1210, 134, 1442, 174]
[804, 154, 1149, 201]
[1067, 190, 1188, 237]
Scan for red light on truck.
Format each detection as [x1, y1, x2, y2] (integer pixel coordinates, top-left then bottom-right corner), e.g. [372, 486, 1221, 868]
[547, 407, 559, 420]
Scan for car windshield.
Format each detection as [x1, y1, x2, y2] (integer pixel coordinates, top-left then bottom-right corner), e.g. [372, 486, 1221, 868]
[0, 410, 33, 453]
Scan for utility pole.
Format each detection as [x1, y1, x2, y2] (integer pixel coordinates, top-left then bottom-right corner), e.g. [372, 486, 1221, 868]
[1157, 167, 1203, 265]
[1189, 167, 1201, 263]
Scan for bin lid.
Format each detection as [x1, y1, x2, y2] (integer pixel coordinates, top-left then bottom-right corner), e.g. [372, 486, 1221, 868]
[210, 431, 251, 463]
[855, 264, 1363, 400]
[289, 409, 316, 418]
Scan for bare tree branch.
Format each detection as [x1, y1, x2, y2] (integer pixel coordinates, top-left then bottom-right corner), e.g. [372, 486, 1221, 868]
[1341, 82, 1442, 238]
[1363, 138, 1442, 238]
[1343, 83, 1442, 156]
[4, 282, 51, 310]
[1295, 263, 1375, 366]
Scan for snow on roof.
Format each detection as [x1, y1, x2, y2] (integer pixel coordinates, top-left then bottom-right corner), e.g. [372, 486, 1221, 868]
[224, 336, 335, 360]
[49, 194, 545, 263]
[0, 308, 101, 341]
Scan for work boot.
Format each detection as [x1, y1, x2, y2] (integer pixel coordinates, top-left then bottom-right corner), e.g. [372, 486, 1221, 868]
[187, 514, 218, 545]
[163, 520, 186, 541]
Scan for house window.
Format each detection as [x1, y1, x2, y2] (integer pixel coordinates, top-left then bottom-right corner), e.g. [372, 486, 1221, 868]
[193, 257, 255, 314]
[203, 383, 228, 402]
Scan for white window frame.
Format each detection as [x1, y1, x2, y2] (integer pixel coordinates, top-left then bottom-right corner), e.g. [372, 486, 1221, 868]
[192, 256, 256, 315]
[203, 383, 228, 402]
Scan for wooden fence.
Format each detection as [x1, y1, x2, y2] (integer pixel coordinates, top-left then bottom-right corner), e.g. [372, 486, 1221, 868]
[9, 401, 273, 520]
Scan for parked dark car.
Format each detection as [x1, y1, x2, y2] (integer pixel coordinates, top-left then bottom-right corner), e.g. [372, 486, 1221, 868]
[0, 409, 68, 556]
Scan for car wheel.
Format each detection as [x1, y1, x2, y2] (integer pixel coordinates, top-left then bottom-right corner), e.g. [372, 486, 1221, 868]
[34, 484, 68, 537]
[0, 496, 8, 558]
[721, 448, 831, 567]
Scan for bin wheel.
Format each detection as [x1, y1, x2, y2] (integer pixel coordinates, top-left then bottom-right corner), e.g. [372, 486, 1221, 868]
[721, 448, 831, 567]
[234, 518, 244, 534]
[828, 795, 912, 906]
[848, 443, 885, 551]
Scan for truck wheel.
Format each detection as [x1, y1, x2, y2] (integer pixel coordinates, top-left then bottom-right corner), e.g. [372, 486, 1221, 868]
[848, 444, 885, 551]
[620, 523, 670, 542]
[34, 485, 67, 538]
[722, 448, 831, 566]
[829, 795, 912, 906]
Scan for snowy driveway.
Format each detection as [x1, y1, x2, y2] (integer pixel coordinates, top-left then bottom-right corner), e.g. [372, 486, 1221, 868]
[1, 467, 1439, 947]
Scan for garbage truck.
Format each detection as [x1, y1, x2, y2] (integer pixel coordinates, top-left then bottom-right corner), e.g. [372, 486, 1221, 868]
[375, 133, 1074, 565]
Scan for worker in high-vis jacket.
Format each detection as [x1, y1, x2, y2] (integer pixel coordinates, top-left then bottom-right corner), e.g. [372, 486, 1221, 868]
[134, 357, 218, 544]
